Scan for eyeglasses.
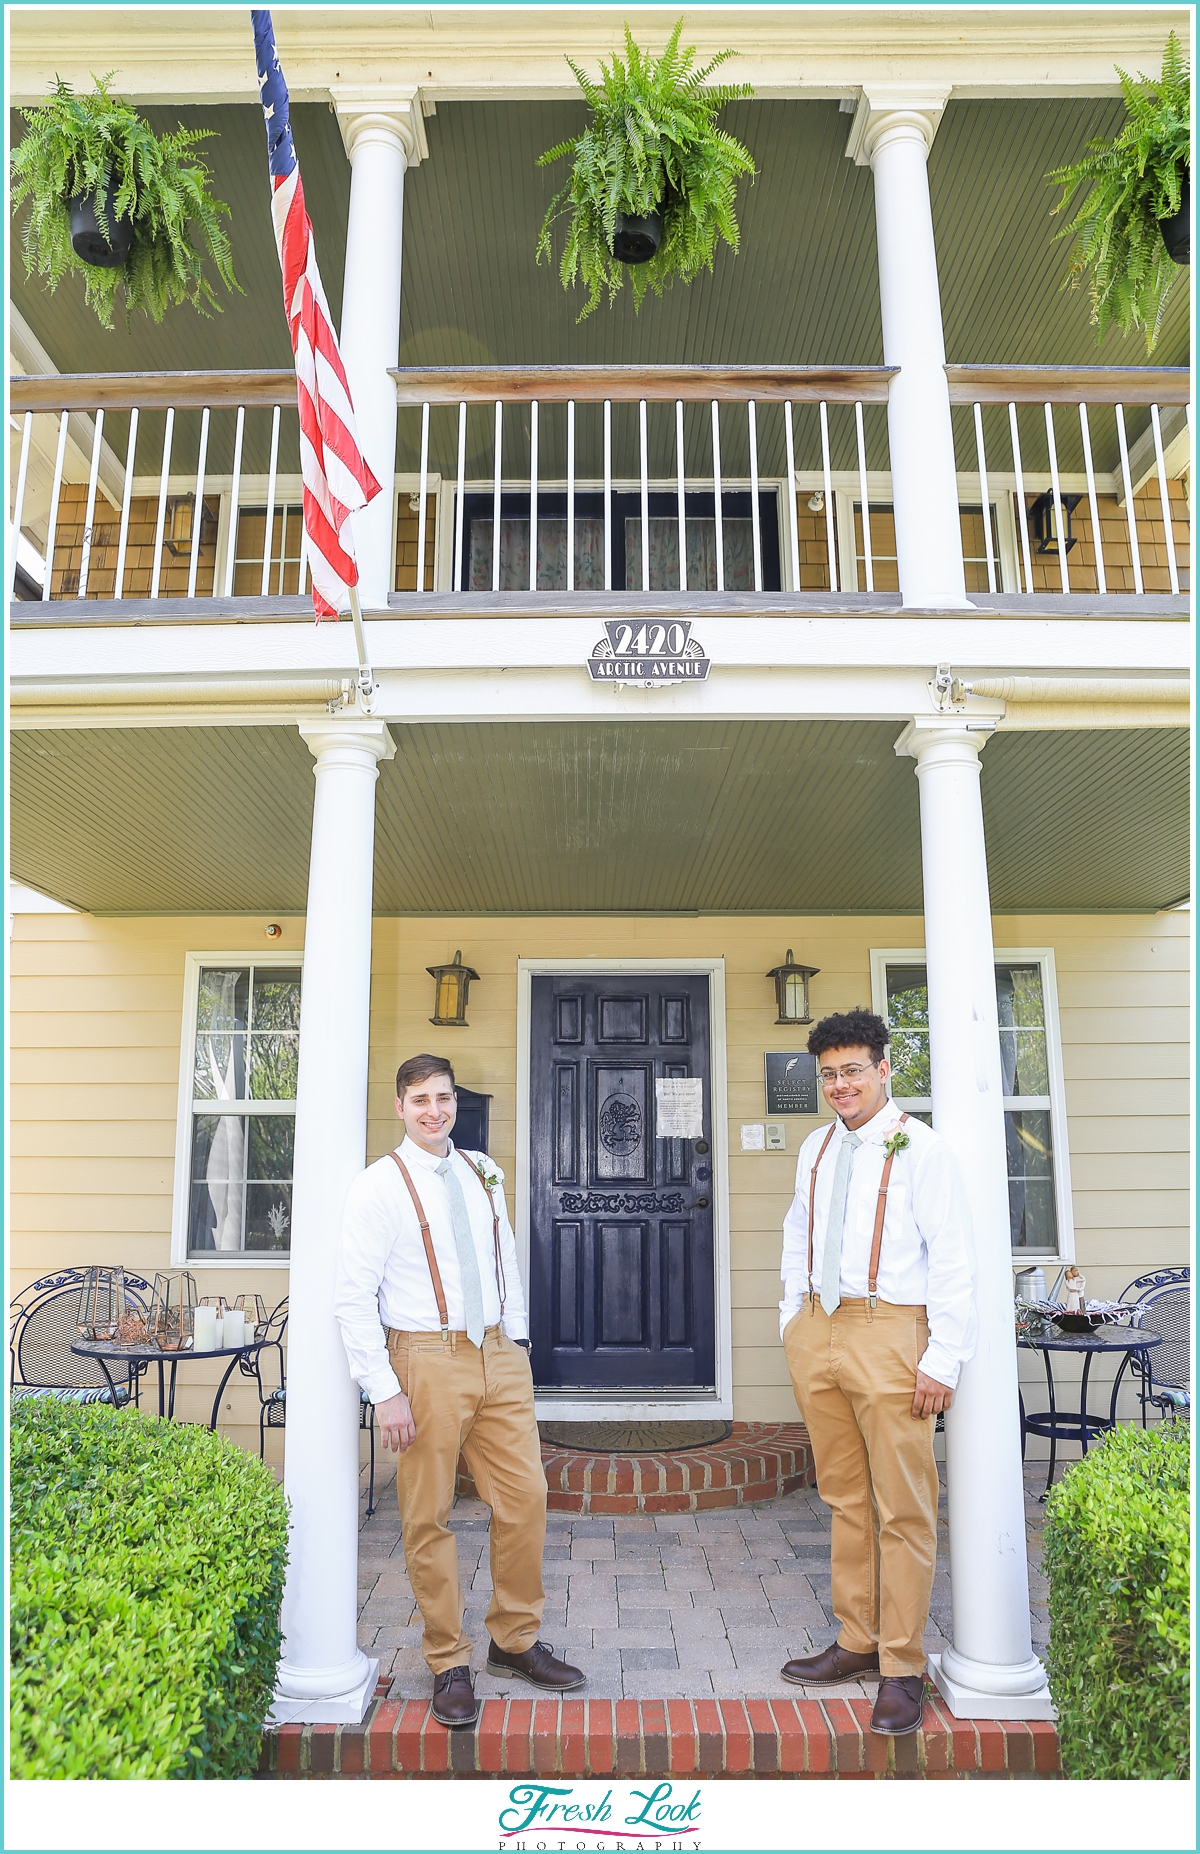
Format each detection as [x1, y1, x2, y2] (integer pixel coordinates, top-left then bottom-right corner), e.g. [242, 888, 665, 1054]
[818, 1062, 879, 1084]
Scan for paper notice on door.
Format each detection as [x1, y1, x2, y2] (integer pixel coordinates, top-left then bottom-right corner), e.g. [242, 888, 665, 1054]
[655, 1077, 704, 1140]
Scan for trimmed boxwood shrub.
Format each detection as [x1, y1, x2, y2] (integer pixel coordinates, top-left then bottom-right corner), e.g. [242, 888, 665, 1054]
[10, 1398, 288, 1778]
[1043, 1421, 1190, 1778]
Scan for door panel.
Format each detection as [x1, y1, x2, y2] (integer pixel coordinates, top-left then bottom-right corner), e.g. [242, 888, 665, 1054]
[530, 973, 715, 1390]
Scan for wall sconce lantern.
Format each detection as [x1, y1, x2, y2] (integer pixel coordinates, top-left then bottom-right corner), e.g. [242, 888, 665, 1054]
[163, 495, 195, 558]
[1029, 490, 1082, 557]
[428, 950, 479, 1027]
[766, 950, 820, 1026]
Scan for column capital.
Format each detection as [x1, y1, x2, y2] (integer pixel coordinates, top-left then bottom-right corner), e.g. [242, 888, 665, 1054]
[894, 715, 996, 764]
[329, 83, 429, 166]
[845, 85, 952, 167]
[299, 716, 396, 767]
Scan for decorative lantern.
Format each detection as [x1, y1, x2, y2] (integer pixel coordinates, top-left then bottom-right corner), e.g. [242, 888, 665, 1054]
[76, 1266, 127, 1341]
[148, 1271, 197, 1350]
[163, 495, 194, 557]
[234, 1293, 269, 1344]
[766, 950, 820, 1026]
[1029, 490, 1082, 557]
[427, 950, 479, 1027]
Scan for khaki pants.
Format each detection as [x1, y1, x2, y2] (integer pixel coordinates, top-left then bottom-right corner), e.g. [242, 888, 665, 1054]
[784, 1298, 938, 1678]
[387, 1324, 548, 1674]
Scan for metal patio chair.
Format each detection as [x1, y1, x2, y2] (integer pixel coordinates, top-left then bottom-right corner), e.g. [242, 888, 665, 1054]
[1114, 1266, 1191, 1423]
[243, 1295, 377, 1516]
[9, 1267, 152, 1408]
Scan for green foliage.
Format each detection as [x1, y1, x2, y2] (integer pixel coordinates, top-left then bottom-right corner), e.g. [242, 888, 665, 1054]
[536, 19, 755, 320]
[1043, 1421, 1190, 1778]
[10, 1398, 288, 1778]
[10, 73, 238, 329]
[1048, 32, 1190, 352]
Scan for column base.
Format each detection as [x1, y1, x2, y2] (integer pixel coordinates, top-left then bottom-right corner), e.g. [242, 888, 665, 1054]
[268, 1654, 380, 1727]
[928, 1651, 1057, 1720]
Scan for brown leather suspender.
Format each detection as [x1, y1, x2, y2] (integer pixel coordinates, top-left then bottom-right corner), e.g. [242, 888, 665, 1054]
[387, 1147, 506, 1340]
[806, 1114, 910, 1309]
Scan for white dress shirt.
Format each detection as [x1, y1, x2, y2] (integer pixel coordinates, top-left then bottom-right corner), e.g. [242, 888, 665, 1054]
[779, 1101, 978, 1389]
[334, 1139, 529, 1406]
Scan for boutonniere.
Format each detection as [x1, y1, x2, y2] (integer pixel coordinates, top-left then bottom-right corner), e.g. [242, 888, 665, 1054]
[883, 1127, 911, 1159]
[480, 1166, 502, 1192]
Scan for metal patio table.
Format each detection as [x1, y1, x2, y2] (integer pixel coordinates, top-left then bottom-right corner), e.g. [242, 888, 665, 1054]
[71, 1335, 263, 1430]
[1018, 1324, 1162, 1495]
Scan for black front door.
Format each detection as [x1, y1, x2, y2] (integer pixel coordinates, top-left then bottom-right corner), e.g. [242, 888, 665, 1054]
[528, 973, 716, 1390]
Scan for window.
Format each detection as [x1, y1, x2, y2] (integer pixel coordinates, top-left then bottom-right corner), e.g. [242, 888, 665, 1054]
[871, 949, 1073, 1260]
[174, 957, 301, 1262]
[232, 506, 309, 596]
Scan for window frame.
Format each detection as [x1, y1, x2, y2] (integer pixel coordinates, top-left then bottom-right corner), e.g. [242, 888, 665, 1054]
[869, 945, 1075, 1262]
[170, 950, 302, 1269]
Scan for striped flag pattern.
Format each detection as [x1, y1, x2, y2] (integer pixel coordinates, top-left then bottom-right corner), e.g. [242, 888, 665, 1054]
[252, 9, 380, 619]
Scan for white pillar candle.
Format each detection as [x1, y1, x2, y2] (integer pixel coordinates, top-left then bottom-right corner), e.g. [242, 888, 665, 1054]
[193, 1305, 218, 1352]
[222, 1309, 245, 1350]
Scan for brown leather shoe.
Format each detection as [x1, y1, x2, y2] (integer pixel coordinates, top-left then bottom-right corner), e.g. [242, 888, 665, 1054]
[781, 1641, 880, 1686]
[431, 1664, 480, 1727]
[869, 1674, 926, 1736]
[486, 1637, 585, 1691]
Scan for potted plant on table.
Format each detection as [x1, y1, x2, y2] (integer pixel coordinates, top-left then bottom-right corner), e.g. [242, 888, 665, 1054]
[10, 73, 238, 329]
[1048, 31, 1190, 353]
[535, 19, 756, 321]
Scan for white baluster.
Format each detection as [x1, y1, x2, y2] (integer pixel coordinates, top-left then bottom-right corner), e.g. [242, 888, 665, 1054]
[1008, 404, 1033, 596]
[675, 400, 687, 594]
[187, 407, 211, 601]
[1150, 405, 1180, 595]
[1114, 404, 1144, 597]
[855, 401, 874, 594]
[711, 400, 725, 593]
[529, 399, 539, 593]
[639, 399, 650, 593]
[603, 399, 612, 592]
[41, 410, 69, 603]
[416, 401, 430, 594]
[113, 408, 139, 602]
[784, 401, 800, 594]
[453, 401, 467, 594]
[971, 403, 996, 594]
[77, 408, 104, 600]
[819, 402, 837, 593]
[222, 406, 245, 598]
[748, 399, 763, 593]
[260, 404, 280, 599]
[8, 410, 33, 603]
[1077, 404, 1106, 596]
[150, 408, 175, 600]
[492, 399, 503, 593]
[298, 509, 311, 598]
[567, 399, 575, 594]
[1042, 404, 1070, 595]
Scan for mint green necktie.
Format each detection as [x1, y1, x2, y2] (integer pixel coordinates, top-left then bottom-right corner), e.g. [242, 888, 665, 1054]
[819, 1129, 862, 1318]
[437, 1158, 486, 1347]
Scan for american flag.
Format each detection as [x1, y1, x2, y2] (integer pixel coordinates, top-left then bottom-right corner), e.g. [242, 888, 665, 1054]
[252, 9, 380, 619]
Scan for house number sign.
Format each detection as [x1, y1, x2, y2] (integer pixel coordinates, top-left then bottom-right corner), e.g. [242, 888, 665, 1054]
[589, 619, 711, 682]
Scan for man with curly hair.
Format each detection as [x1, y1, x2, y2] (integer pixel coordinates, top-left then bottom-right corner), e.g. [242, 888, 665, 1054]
[778, 1008, 977, 1737]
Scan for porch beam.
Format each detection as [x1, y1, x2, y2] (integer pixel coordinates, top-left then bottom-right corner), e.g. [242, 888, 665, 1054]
[390, 365, 897, 405]
[946, 365, 1191, 406]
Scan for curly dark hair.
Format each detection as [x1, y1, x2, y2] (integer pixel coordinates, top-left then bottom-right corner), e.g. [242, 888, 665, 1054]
[807, 1009, 888, 1065]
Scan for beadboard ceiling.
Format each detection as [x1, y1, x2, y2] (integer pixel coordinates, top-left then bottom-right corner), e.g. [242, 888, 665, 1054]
[10, 721, 1188, 916]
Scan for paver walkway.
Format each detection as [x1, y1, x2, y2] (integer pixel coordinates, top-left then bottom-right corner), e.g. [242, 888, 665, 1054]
[357, 1459, 1050, 1704]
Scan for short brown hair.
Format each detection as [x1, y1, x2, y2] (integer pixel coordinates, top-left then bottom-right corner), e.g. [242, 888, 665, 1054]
[395, 1053, 457, 1101]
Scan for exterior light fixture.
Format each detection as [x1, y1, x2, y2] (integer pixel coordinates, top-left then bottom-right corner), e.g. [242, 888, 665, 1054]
[163, 495, 195, 557]
[428, 949, 479, 1027]
[1028, 490, 1082, 556]
[766, 949, 820, 1025]
[807, 490, 825, 513]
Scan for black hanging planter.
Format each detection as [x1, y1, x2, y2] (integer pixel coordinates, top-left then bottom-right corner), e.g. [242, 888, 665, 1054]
[1159, 165, 1190, 265]
[611, 205, 664, 265]
[69, 178, 133, 268]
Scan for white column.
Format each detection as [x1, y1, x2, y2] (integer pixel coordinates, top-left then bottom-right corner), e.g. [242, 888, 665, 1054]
[331, 87, 427, 611]
[272, 716, 395, 1725]
[895, 718, 1054, 1719]
[849, 90, 968, 610]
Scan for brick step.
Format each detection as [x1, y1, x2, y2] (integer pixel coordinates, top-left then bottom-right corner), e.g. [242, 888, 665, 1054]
[457, 1421, 816, 1514]
[260, 1692, 1060, 1780]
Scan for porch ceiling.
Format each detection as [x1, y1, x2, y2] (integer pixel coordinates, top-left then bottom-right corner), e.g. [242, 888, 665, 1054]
[10, 721, 1187, 917]
[11, 96, 1190, 383]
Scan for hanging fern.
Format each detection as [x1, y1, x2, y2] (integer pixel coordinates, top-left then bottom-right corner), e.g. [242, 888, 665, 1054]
[536, 19, 755, 320]
[1047, 31, 1190, 353]
[10, 74, 238, 330]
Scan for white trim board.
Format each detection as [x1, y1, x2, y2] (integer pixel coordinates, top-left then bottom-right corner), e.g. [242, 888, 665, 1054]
[516, 957, 733, 1422]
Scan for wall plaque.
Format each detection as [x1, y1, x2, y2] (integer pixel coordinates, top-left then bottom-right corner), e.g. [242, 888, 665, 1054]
[589, 619, 710, 682]
[765, 1051, 819, 1115]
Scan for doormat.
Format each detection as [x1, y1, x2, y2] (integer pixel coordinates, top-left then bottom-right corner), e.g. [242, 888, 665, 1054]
[538, 1420, 733, 1453]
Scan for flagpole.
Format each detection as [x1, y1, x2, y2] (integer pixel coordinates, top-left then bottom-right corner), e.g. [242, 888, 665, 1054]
[348, 584, 374, 702]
